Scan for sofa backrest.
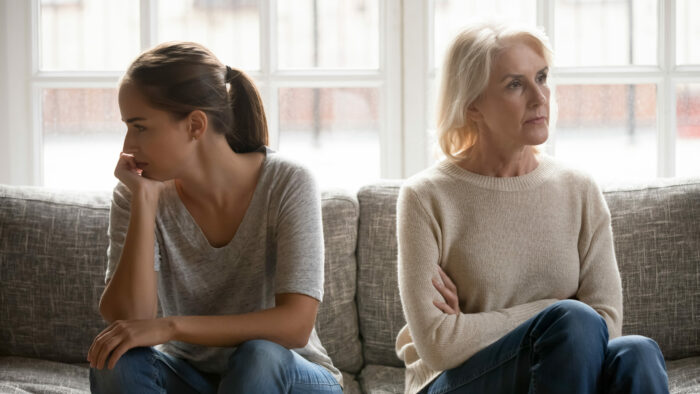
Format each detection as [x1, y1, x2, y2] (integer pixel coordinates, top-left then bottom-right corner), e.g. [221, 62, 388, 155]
[604, 179, 700, 361]
[0, 185, 110, 364]
[355, 178, 700, 366]
[0, 184, 364, 372]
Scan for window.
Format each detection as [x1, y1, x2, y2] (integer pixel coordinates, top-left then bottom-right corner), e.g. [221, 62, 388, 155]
[1, 0, 698, 190]
[411, 0, 700, 183]
[8, 0, 398, 191]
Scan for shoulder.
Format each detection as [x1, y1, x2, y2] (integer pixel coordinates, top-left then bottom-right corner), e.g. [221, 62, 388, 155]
[401, 162, 453, 198]
[263, 150, 318, 189]
[541, 155, 601, 194]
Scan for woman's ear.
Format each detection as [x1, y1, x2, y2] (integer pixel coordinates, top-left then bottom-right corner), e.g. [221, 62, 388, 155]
[466, 103, 483, 122]
[187, 110, 208, 140]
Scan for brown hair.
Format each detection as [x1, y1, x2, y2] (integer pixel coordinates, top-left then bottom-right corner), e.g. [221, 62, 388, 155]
[122, 41, 268, 153]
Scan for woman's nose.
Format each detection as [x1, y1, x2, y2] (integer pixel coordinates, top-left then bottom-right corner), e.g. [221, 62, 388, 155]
[122, 129, 137, 153]
[530, 85, 548, 106]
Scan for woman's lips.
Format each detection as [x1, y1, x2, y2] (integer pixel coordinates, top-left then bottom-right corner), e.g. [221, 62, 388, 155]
[525, 116, 547, 124]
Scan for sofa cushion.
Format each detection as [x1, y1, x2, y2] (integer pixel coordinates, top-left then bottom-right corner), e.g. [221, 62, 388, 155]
[358, 364, 404, 394]
[0, 185, 111, 363]
[0, 356, 89, 393]
[316, 190, 364, 373]
[604, 179, 700, 360]
[667, 357, 700, 394]
[356, 182, 405, 367]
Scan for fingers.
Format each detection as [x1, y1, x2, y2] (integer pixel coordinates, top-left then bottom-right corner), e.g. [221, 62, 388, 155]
[433, 300, 456, 315]
[88, 321, 129, 370]
[438, 266, 457, 293]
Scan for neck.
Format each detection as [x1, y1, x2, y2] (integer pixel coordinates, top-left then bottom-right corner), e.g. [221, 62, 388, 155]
[175, 135, 263, 209]
[458, 140, 539, 177]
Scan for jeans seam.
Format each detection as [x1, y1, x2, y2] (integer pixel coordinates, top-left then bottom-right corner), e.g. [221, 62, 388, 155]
[432, 344, 531, 394]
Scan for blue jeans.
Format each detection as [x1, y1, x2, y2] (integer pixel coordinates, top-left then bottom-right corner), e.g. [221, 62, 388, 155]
[420, 300, 668, 394]
[90, 339, 342, 393]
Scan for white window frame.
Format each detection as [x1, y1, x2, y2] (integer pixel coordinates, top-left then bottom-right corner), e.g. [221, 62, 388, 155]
[0, 0, 401, 186]
[2, 0, 699, 186]
[402, 0, 700, 178]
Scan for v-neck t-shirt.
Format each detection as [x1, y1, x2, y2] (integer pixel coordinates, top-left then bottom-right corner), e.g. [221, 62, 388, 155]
[105, 148, 341, 385]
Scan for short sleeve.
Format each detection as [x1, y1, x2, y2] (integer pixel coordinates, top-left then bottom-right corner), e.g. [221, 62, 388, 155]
[105, 182, 161, 283]
[273, 166, 324, 301]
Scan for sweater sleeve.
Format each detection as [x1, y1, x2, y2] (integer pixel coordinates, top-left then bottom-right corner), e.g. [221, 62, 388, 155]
[396, 186, 558, 371]
[575, 181, 623, 339]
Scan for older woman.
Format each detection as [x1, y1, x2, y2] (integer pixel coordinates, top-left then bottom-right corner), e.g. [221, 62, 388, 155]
[395, 23, 668, 394]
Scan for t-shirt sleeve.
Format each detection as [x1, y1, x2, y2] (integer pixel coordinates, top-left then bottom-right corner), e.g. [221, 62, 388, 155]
[273, 166, 324, 302]
[105, 182, 161, 284]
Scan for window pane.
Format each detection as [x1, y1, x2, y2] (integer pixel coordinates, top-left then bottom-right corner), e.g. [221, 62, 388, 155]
[40, 0, 140, 70]
[158, 0, 260, 71]
[278, 88, 380, 189]
[676, 84, 700, 177]
[554, 0, 657, 67]
[677, 0, 700, 65]
[277, 0, 379, 69]
[433, 0, 537, 70]
[43, 89, 122, 190]
[554, 84, 657, 181]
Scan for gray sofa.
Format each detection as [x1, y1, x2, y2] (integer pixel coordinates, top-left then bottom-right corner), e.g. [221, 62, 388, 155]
[1, 178, 699, 393]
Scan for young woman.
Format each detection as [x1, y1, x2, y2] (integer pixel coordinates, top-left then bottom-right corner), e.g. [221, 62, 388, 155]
[395, 23, 668, 394]
[87, 42, 343, 393]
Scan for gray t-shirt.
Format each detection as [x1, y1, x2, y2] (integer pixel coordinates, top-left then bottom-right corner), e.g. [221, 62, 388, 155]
[105, 148, 341, 385]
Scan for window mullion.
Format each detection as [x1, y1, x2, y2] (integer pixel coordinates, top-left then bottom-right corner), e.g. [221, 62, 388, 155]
[140, 0, 157, 51]
[658, 0, 676, 177]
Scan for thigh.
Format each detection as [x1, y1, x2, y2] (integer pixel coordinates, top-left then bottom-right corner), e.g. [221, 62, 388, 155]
[421, 318, 534, 394]
[154, 349, 219, 394]
[287, 351, 343, 394]
[90, 347, 216, 394]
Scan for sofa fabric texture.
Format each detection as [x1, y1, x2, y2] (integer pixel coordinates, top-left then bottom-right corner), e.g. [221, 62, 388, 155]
[1, 178, 699, 393]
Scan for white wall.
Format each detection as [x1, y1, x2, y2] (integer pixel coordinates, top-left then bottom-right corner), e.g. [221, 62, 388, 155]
[1, 0, 33, 185]
[0, 0, 9, 184]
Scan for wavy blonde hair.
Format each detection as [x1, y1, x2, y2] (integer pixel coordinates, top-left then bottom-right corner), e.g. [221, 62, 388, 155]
[437, 22, 553, 161]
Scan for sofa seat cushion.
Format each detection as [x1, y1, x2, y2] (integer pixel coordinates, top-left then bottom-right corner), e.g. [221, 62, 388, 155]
[358, 364, 404, 394]
[0, 356, 89, 393]
[667, 357, 700, 394]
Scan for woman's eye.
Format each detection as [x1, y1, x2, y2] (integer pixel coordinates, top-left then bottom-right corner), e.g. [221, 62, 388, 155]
[135, 125, 146, 132]
[508, 80, 522, 89]
[537, 74, 548, 84]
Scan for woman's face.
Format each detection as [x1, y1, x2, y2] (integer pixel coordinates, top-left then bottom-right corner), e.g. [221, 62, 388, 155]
[118, 83, 195, 181]
[470, 39, 550, 152]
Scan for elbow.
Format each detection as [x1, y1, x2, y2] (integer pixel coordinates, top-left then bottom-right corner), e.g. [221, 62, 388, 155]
[418, 347, 455, 371]
[284, 322, 314, 349]
[98, 295, 156, 323]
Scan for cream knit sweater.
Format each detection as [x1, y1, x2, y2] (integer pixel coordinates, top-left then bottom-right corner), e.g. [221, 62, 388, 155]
[395, 155, 623, 394]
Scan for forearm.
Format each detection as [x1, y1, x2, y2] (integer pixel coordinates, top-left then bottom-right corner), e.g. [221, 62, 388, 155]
[100, 192, 159, 322]
[168, 303, 314, 349]
[406, 297, 558, 371]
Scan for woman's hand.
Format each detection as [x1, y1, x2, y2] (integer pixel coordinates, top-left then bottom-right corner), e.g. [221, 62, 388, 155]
[432, 266, 461, 315]
[87, 318, 175, 370]
[114, 153, 165, 198]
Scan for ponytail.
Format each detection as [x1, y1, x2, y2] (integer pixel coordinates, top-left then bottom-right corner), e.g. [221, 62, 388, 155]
[224, 66, 268, 153]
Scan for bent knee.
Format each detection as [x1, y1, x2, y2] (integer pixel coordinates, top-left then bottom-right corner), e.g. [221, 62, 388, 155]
[538, 300, 608, 343]
[229, 340, 293, 370]
[90, 347, 156, 392]
[609, 335, 664, 363]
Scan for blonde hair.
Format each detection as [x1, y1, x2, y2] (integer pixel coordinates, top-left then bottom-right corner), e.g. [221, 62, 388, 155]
[437, 22, 553, 161]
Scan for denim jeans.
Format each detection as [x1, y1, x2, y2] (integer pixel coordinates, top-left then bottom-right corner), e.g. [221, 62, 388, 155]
[420, 300, 669, 394]
[90, 339, 342, 394]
